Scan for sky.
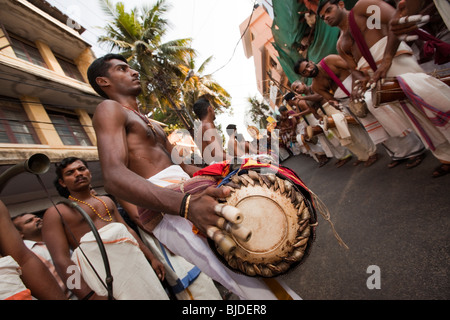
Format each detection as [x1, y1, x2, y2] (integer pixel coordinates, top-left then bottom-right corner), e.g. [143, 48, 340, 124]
[46, 0, 263, 140]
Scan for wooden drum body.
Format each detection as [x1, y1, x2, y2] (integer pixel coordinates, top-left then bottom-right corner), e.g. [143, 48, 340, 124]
[372, 75, 450, 106]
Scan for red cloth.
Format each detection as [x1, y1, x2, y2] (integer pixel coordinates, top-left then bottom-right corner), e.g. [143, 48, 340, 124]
[412, 29, 450, 65]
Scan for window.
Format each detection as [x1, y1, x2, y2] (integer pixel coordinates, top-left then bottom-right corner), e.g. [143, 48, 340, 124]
[9, 34, 48, 69]
[56, 56, 85, 82]
[47, 110, 92, 146]
[0, 97, 40, 144]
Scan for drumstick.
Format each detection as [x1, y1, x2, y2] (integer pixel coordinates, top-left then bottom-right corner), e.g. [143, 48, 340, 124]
[217, 218, 252, 242]
[214, 203, 242, 224]
[206, 226, 237, 254]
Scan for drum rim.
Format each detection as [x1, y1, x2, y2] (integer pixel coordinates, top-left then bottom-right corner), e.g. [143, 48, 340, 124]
[208, 168, 317, 277]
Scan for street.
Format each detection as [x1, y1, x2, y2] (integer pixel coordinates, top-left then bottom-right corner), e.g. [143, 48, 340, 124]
[278, 146, 450, 300]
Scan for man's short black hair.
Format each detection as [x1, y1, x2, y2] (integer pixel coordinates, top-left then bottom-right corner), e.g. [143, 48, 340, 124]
[279, 105, 288, 113]
[193, 98, 210, 120]
[54, 157, 89, 198]
[87, 53, 128, 99]
[283, 92, 295, 102]
[317, 0, 341, 16]
[293, 57, 309, 75]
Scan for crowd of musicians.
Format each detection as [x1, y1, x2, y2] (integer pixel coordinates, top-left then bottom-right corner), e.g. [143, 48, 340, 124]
[273, 0, 449, 177]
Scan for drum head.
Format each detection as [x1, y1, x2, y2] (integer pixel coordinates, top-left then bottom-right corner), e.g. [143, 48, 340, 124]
[211, 170, 315, 277]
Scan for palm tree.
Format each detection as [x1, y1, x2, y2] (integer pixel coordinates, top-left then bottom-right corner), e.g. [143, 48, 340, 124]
[180, 55, 231, 121]
[247, 95, 270, 129]
[97, 0, 196, 128]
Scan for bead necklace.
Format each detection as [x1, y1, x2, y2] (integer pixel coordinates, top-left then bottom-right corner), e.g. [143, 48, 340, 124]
[69, 195, 113, 222]
[122, 105, 157, 136]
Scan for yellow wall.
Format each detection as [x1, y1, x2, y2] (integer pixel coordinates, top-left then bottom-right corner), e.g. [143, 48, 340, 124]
[20, 96, 63, 146]
[35, 40, 65, 76]
[0, 28, 16, 58]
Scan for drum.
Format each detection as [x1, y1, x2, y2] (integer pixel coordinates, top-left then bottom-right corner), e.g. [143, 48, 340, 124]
[216, 169, 316, 277]
[372, 79, 405, 106]
[348, 100, 369, 118]
[306, 125, 323, 140]
[322, 115, 358, 131]
[165, 166, 317, 278]
[372, 75, 450, 106]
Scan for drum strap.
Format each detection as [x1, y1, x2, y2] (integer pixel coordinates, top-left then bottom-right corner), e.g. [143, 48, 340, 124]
[262, 279, 293, 300]
[319, 59, 351, 97]
[348, 9, 378, 72]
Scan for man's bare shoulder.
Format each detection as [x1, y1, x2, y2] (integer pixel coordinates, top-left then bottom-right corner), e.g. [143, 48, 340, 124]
[44, 203, 75, 221]
[352, 0, 375, 11]
[324, 54, 341, 64]
[94, 99, 123, 115]
[93, 99, 128, 127]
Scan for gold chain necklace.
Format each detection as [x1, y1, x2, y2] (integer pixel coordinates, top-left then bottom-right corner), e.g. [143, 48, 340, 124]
[69, 195, 113, 222]
[122, 105, 157, 136]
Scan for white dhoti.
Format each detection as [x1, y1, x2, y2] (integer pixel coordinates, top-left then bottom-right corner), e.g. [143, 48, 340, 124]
[339, 74, 425, 160]
[72, 223, 169, 300]
[304, 113, 352, 160]
[295, 118, 325, 161]
[0, 255, 31, 300]
[359, 36, 450, 162]
[322, 102, 377, 161]
[138, 230, 222, 300]
[146, 165, 301, 300]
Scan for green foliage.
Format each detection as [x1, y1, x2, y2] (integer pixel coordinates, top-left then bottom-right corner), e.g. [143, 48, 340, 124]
[97, 0, 231, 128]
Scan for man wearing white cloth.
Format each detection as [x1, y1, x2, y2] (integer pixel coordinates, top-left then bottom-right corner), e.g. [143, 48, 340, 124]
[291, 80, 353, 167]
[317, 0, 450, 177]
[294, 55, 379, 167]
[297, 54, 426, 168]
[87, 54, 301, 300]
[0, 200, 66, 300]
[43, 157, 168, 300]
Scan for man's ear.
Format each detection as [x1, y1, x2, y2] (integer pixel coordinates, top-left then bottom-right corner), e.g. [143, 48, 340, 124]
[96, 76, 110, 89]
[58, 178, 66, 188]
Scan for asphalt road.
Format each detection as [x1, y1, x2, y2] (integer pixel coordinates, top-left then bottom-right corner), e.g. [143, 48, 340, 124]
[278, 147, 450, 300]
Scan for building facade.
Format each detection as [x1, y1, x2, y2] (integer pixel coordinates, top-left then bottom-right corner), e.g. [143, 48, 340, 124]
[240, 2, 289, 110]
[0, 0, 102, 216]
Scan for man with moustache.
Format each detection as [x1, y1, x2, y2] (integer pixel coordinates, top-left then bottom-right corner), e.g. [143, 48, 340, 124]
[13, 212, 71, 298]
[294, 55, 378, 167]
[294, 54, 426, 168]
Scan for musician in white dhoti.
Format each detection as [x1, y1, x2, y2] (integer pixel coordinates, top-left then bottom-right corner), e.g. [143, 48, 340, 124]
[317, 0, 450, 177]
[87, 54, 301, 300]
[138, 165, 302, 300]
[294, 55, 379, 167]
[0, 200, 66, 300]
[43, 157, 169, 300]
[290, 82, 353, 167]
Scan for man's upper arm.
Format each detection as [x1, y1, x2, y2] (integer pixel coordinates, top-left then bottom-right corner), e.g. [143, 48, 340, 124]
[42, 207, 72, 265]
[93, 101, 129, 180]
[0, 201, 28, 258]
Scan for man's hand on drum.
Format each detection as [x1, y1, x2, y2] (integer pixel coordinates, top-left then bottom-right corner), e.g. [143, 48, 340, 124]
[187, 186, 232, 235]
[351, 74, 368, 102]
[328, 99, 341, 109]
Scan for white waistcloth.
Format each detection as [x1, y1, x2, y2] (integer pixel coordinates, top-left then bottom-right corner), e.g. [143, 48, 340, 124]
[0, 255, 28, 300]
[72, 223, 169, 300]
[149, 165, 302, 300]
[358, 37, 450, 161]
[323, 103, 376, 160]
[138, 229, 222, 300]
